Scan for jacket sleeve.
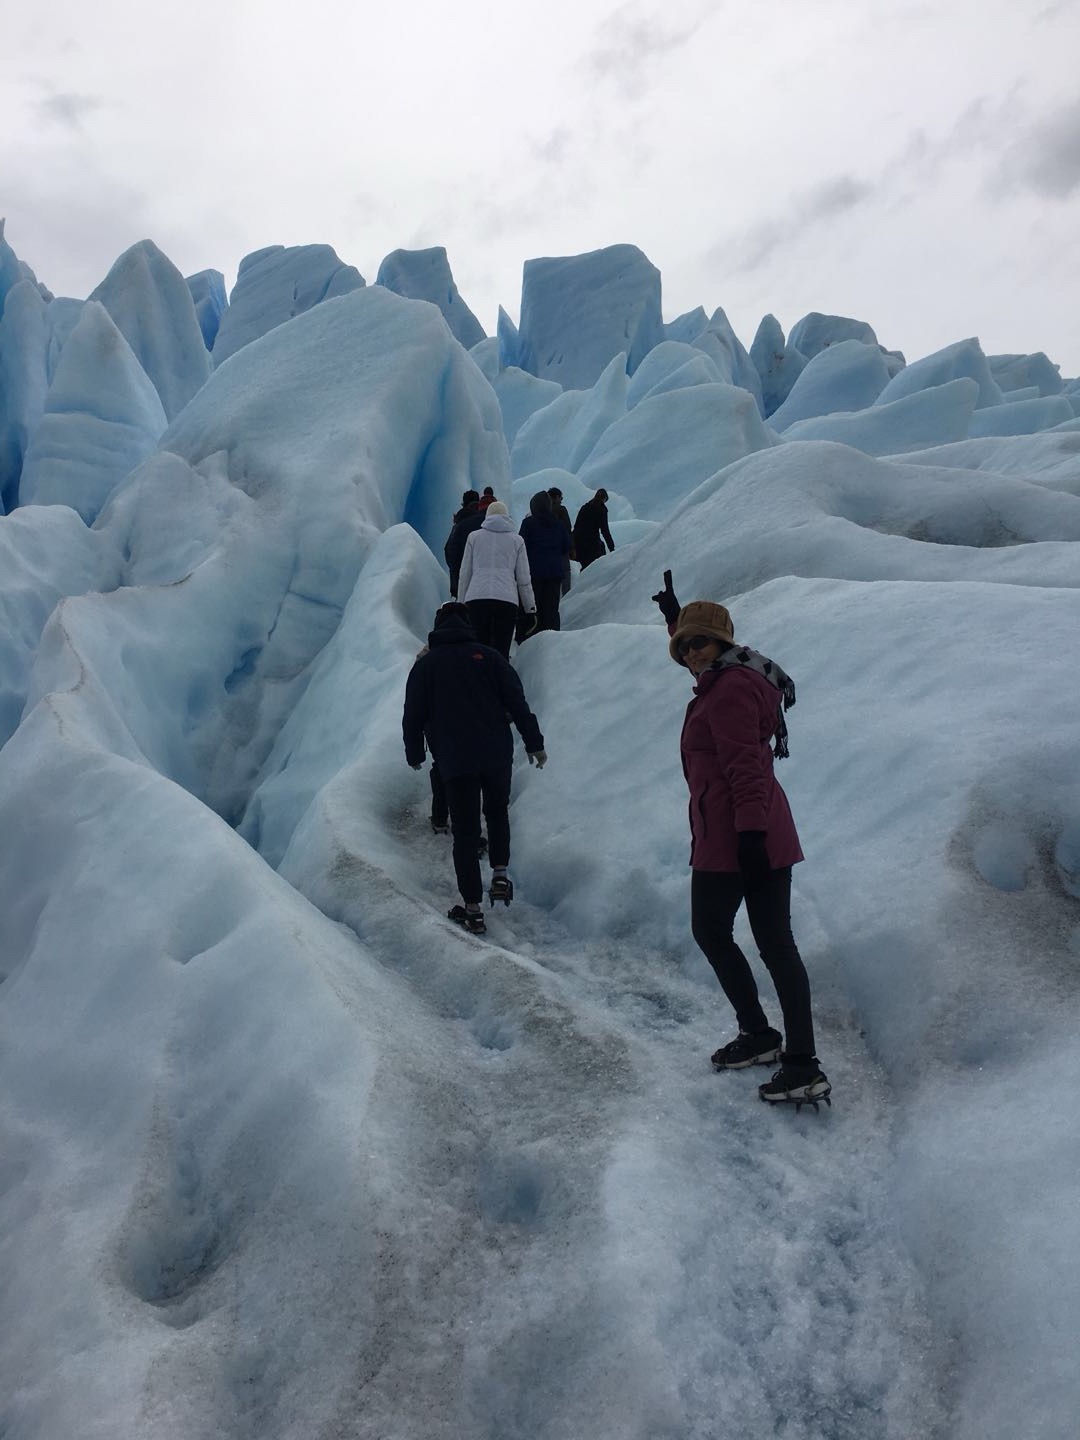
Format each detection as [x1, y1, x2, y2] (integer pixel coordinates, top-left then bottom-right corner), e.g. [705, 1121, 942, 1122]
[704, 673, 771, 831]
[402, 661, 429, 766]
[599, 504, 614, 549]
[445, 521, 463, 593]
[458, 532, 476, 602]
[494, 655, 544, 754]
[515, 537, 536, 613]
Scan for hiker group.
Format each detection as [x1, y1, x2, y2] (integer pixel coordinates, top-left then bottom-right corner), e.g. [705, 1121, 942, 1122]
[442, 484, 615, 653]
[401, 493, 830, 1108]
[403, 484, 613, 931]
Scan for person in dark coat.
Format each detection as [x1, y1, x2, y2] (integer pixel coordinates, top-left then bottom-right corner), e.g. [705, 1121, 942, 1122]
[403, 603, 547, 933]
[572, 488, 615, 570]
[444, 490, 486, 598]
[547, 485, 575, 596]
[653, 571, 830, 1108]
[519, 491, 571, 634]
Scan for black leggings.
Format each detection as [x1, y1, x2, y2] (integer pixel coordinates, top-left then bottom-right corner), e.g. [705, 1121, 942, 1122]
[466, 599, 517, 659]
[690, 868, 816, 1058]
[443, 767, 512, 904]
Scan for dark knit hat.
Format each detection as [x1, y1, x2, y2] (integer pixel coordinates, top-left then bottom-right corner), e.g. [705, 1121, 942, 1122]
[434, 601, 471, 628]
[668, 600, 735, 665]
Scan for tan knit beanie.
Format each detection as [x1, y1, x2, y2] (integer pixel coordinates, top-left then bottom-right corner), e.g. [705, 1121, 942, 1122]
[668, 600, 735, 664]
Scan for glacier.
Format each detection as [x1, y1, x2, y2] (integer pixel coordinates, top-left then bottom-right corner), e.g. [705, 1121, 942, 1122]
[376, 246, 486, 350]
[0, 220, 1078, 1440]
[210, 243, 366, 367]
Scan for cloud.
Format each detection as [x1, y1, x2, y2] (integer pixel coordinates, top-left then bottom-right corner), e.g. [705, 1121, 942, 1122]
[583, 1, 713, 101]
[1034, 0, 1074, 22]
[0, 151, 170, 297]
[801, 175, 876, 223]
[994, 98, 1080, 199]
[533, 128, 573, 166]
[713, 172, 877, 276]
[712, 95, 1029, 280]
[874, 94, 1024, 200]
[34, 91, 104, 130]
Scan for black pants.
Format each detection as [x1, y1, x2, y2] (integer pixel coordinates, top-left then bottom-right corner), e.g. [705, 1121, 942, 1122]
[443, 767, 512, 904]
[430, 764, 448, 827]
[690, 868, 816, 1058]
[533, 576, 562, 632]
[467, 599, 517, 659]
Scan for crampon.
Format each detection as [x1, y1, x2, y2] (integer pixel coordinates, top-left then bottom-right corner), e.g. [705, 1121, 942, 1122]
[488, 875, 513, 907]
[448, 905, 486, 935]
[759, 1065, 832, 1112]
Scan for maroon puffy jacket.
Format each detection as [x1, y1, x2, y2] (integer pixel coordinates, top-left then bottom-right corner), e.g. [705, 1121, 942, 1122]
[680, 665, 804, 872]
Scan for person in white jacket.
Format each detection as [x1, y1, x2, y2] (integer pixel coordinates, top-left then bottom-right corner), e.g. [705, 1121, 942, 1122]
[458, 502, 537, 659]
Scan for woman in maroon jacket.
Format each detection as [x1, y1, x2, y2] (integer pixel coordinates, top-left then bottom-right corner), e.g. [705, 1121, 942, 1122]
[653, 573, 830, 1108]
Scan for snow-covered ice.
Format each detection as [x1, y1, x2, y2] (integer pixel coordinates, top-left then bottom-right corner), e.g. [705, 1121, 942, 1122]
[89, 240, 212, 421]
[516, 244, 663, 390]
[17, 300, 168, 522]
[210, 243, 366, 366]
[376, 246, 485, 349]
[1, 225, 1078, 1440]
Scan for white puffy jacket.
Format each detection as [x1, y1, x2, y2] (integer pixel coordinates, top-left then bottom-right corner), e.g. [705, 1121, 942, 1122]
[459, 514, 536, 612]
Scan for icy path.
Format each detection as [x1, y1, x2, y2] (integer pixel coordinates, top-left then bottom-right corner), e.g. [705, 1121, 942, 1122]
[296, 806, 951, 1440]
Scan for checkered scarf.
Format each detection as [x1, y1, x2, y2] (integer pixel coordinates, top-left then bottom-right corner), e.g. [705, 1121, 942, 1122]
[708, 645, 796, 758]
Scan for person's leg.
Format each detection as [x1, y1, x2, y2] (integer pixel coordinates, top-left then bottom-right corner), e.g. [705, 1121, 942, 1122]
[429, 763, 448, 829]
[536, 577, 561, 631]
[443, 775, 483, 905]
[561, 557, 572, 598]
[466, 599, 495, 649]
[743, 868, 816, 1058]
[490, 601, 517, 659]
[514, 604, 531, 647]
[548, 576, 562, 631]
[690, 869, 773, 1035]
[479, 766, 512, 870]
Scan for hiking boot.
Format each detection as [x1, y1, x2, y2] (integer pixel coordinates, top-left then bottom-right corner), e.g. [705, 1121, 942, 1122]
[448, 905, 486, 935]
[759, 1059, 831, 1108]
[711, 1028, 783, 1070]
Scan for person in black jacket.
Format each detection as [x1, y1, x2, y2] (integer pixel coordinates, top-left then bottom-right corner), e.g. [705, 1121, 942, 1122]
[403, 603, 547, 933]
[572, 488, 615, 570]
[519, 491, 571, 634]
[444, 490, 486, 598]
[547, 486, 575, 596]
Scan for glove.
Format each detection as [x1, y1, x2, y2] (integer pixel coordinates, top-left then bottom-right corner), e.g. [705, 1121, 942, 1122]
[736, 830, 771, 888]
[651, 569, 681, 624]
[527, 750, 547, 769]
[524, 611, 539, 637]
[409, 761, 424, 771]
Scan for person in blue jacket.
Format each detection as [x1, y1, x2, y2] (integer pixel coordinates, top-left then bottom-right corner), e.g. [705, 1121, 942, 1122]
[403, 603, 547, 933]
[519, 490, 572, 635]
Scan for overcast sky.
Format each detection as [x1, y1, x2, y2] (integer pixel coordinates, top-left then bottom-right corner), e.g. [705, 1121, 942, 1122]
[4, 0, 1080, 372]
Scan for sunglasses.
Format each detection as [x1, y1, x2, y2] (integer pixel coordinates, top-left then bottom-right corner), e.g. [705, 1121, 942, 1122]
[677, 635, 716, 658]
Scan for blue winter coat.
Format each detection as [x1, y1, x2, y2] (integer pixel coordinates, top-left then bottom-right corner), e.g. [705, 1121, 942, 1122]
[519, 513, 571, 581]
